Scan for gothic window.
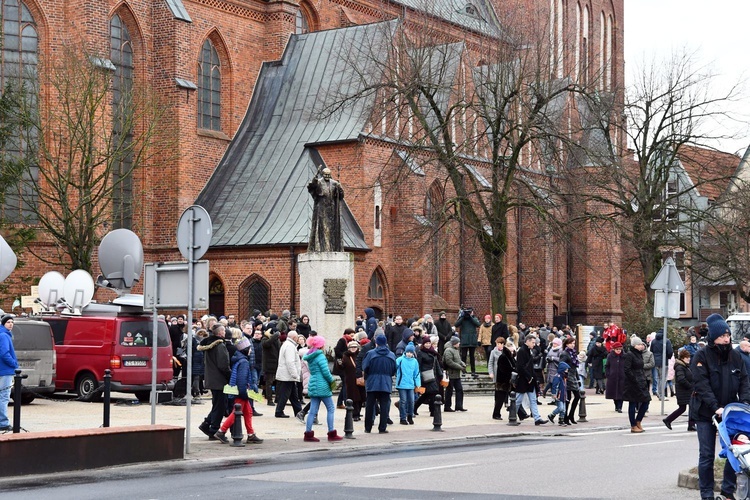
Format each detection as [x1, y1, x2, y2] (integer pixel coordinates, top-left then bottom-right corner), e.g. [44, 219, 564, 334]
[1, 0, 38, 222]
[295, 9, 309, 34]
[368, 270, 384, 299]
[209, 276, 225, 317]
[425, 182, 445, 295]
[581, 5, 590, 85]
[373, 182, 382, 247]
[198, 39, 221, 131]
[111, 13, 134, 229]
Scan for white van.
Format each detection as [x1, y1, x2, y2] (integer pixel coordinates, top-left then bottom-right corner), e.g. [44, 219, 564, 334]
[727, 313, 750, 347]
[11, 318, 56, 404]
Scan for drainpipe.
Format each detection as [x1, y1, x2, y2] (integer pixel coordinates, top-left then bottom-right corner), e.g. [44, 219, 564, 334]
[516, 205, 523, 324]
[290, 246, 296, 316]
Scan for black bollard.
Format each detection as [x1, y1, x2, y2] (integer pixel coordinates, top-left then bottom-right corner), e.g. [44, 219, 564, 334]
[230, 403, 245, 447]
[507, 390, 520, 426]
[13, 369, 26, 434]
[431, 395, 444, 432]
[578, 389, 588, 422]
[344, 398, 355, 439]
[103, 369, 111, 428]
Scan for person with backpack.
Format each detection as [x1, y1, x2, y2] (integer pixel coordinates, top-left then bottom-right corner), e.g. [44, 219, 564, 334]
[214, 337, 263, 445]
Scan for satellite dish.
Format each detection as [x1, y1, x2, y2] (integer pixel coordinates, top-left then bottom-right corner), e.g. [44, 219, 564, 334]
[98, 229, 144, 293]
[63, 270, 95, 313]
[38, 271, 65, 310]
[0, 235, 17, 282]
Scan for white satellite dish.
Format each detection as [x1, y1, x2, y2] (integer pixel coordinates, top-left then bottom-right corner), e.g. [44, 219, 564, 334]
[38, 271, 66, 310]
[63, 270, 95, 314]
[98, 229, 144, 293]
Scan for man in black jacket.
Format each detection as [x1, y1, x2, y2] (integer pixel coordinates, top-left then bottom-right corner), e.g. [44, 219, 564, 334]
[691, 313, 750, 500]
[197, 324, 231, 439]
[385, 316, 406, 353]
[435, 311, 453, 356]
[514, 335, 547, 425]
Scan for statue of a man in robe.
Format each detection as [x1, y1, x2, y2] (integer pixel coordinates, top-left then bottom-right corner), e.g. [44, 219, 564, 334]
[307, 166, 344, 252]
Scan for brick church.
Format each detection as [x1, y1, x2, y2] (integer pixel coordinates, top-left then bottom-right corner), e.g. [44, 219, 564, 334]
[1, 0, 626, 326]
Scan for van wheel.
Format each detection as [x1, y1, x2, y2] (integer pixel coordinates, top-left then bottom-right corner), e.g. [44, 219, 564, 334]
[20, 393, 35, 405]
[134, 390, 151, 403]
[77, 373, 102, 402]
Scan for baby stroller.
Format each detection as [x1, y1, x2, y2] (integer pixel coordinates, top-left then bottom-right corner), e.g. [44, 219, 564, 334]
[715, 402, 750, 500]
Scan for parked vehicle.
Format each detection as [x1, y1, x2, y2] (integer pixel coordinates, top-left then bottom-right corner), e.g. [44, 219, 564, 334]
[728, 313, 750, 347]
[41, 301, 172, 402]
[10, 318, 56, 404]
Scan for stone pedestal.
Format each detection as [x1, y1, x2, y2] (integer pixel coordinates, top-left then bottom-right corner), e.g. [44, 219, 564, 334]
[297, 252, 355, 345]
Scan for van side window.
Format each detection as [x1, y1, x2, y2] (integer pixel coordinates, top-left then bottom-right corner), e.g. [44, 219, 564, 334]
[47, 320, 68, 346]
[119, 321, 170, 347]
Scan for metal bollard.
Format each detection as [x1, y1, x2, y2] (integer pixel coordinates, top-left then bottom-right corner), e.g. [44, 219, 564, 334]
[507, 390, 520, 426]
[431, 395, 444, 432]
[344, 398, 355, 439]
[103, 369, 111, 428]
[578, 389, 588, 422]
[230, 403, 245, 447]
[13, 369, 27, 434]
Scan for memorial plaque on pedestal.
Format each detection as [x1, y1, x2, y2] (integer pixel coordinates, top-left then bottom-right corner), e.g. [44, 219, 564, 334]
[324, 278, 347, 314]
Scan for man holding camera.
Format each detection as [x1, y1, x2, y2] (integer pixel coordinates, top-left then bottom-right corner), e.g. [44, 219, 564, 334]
[455, 307, 481, 379]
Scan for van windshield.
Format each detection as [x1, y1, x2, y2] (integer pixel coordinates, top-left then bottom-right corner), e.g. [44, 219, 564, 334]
[119, 321, 170, 348]
[729, 319, 750, 344]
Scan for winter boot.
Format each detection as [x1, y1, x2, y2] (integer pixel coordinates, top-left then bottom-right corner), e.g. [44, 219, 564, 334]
[631, 426, 644, 434]
[303, 431, 319, 442]
[246, 433, 263, 444]
[327, 430, 343, 441]
[636, 421, 644, 431]
[214, 431, 229, 444]
[407, 416, 414, 425]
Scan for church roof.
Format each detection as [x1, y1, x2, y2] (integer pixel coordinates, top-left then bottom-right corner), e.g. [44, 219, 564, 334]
[195, 22, 398, 250]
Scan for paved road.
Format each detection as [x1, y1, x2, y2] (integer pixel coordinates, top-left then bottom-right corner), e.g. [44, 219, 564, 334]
[0, 420, 697, 499]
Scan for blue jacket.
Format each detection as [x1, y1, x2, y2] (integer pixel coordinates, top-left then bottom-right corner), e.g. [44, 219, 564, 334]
[304, 349, 334, 398]
[395, 328, 415, 358]
[365, 308, 378, 340]
[229, 350, 258, 400]
[363, 345, 396, 392]
[551, 361, 570, 403]
[650, 331, 673, 366]
[0, 326, 18, 377]
[395, 354, 421, 389]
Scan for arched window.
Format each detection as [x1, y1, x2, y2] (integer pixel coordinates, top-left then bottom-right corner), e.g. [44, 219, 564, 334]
[239, 275, 270, 319]
[209, 276, 225, 317]
[373, 181, 382, 247]
[425, 182, 444, 295]
[599, 11, 605, 90]
[198, 39, 221, 131]
[368, 270, 384, 299]
[1, 0, 38, 222]
[606, 14, 614, 90]
[295, 9, 309, 34]
[111, 13, 134, 229]
[581, 5, 589, 85]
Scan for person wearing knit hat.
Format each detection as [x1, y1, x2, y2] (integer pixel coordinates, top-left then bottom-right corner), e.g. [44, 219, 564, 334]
[414, 336, 444, 417]
[0, 313, 16, 431]
[630, 335, 643, 347]
[362, 331, 397, 433]
[443, 335, 467, 412]
[621, 332, 649, 434]
[395, 341, 420, 424]
[692, 312, 750, 499]
[341, 340, 365, 422]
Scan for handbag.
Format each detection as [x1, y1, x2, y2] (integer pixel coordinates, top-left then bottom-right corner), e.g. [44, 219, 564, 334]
[223, 384, 239, 396]
[421, 369, 436, 383]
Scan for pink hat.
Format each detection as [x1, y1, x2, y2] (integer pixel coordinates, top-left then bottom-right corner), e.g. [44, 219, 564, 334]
[552, 338, 562, 347]
[307, 335, 326, 352]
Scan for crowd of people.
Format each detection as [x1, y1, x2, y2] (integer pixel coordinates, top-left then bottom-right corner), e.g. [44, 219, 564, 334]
[163, 308, 750, 500]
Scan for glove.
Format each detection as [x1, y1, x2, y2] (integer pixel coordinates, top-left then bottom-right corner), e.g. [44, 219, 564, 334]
[250, 385, 259, 393]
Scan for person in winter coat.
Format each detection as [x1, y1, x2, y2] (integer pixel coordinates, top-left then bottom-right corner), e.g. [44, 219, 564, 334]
[623, 336, 651, 433]
[589, 338, 608, 394]
[275, 331, 302, 418]
[214, 337, 263, 444]
[197, 324, 232, 438]
[455, 308, 481, 378]
[559, 336, 580, 424]
[544, 338, 563, 398]
[514, 335, 548, 425]
[691, 314, 750, 500]
[605, 342, 626, 412]
[0, 315, 17, 431]
[684, 334, 700, 357]
[342, 341, 366, 421]
[641, 342, 655, 395]
[414, 337, 444, 416]
[547, 361, 570, 426]
[487, 336, 515, 420]
[191, 329, 207, 397]
[443, 337, 467, 412]
[435, 311, 453, 355]
[421, 315, 438, 339]
[649, 329, 673, 396]
[364, 308, 378, 340]
[395, 342, 421, 424]
[478, 315, 493, 362]
[332, 329, 354, 408]
[666, 355, 676, 398]
[296, 314, 312, 338]
[663, 348, 695, 431]
[385, 316, 407, 353]
[491, 314, 509, 344]
[261, 329, 281, 405]
[395, 328, 416, 358]
[302, 335, 343, 442]
[362, 334, 397, 433]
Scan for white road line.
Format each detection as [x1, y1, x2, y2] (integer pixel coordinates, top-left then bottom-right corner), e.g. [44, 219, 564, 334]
[621, 439, 682, 448]
[365, 462, 476, 478]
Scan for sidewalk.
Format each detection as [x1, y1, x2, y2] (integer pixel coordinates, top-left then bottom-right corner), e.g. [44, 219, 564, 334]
[1, 388, 687, 483]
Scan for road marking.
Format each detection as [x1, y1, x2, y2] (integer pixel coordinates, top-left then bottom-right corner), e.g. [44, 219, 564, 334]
[621, 439, 682, 448]
[365, 462, 476, 478]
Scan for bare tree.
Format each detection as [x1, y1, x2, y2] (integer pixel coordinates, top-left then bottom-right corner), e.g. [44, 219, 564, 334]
[9, 45, 176, 272]
[569, 51, 745, 298]
[323, 3, 587, 313]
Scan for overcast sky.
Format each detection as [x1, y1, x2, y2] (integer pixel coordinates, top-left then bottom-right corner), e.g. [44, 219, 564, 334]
[624, 0, 750, 156]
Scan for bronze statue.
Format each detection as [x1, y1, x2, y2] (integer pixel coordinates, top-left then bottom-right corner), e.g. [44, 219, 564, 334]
[307, 166, 344, 252]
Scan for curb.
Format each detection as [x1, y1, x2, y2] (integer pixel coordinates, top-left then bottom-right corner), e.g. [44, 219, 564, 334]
[677, 470, 699, 491]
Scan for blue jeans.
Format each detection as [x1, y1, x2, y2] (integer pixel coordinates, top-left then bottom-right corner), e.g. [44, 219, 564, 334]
[0, 375, 12, 429]
[550, 400, 566, 417]
[398, 389, 414, 421]
[651, 366, 659, 394]
[628, 400, 649, 427]
[365, 391, 391, 432]
[306, 396, 335, 433]
[516, 391, 541, 421]
[697, 420, 736, 498]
